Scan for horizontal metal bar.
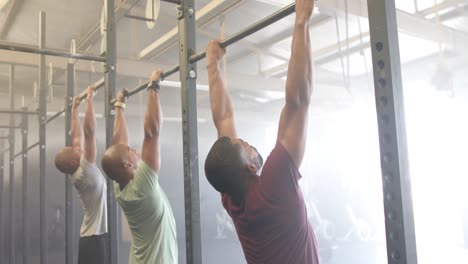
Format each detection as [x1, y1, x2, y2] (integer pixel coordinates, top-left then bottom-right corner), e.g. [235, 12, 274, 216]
[42, 78, 105, 126]
[0, 42, 106, 62]
[109, 3, 295, 104]
[43, 110, 64, 126]
[13, 142, 39, 158]
[77, 78, 105, 101]
[0, 136, 10, 140]
[124, 14, 156, 22]
[189, 3, 296, 63]
[0, 126, 21, 129]
[0, 109, 38, 115]
[109, 65, 180, 105]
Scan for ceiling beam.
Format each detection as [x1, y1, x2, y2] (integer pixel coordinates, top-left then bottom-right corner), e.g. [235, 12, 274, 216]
[74, 0, 141, 52]
[138, 0, 247, 60]
[0, 0, 25, 39]
[418, 0, 467, 17]
[317, 0, 468, 54]
[258, 0, 468, 78]
[261, 31, 369, 78]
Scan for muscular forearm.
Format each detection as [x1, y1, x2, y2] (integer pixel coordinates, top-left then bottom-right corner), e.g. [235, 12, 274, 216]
[144, 90, 162, 139]
[112, 108, 129, 145]
[207, 63, 235, 128]
[285, 21, 312, 108]
[70, 107, 82, 146]
[84, 97, 96, 136]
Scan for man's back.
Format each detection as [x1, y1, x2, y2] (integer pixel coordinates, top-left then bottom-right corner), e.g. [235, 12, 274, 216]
[115, 162, 178, 264]
[72, 156, 108, 237]
[223, 142, 319, 264]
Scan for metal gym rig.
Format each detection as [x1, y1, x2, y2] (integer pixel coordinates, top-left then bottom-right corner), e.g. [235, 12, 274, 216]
[0, 0, 417, 264]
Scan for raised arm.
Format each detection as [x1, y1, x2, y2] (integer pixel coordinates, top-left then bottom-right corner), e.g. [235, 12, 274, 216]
[83, 86, 97, 163]
[70, 96, 82, 150]
[141, 70, 163, 172]
[112, 91, 129, 145]
[206, 40, 237, 139]
[277, 0, 315, 168]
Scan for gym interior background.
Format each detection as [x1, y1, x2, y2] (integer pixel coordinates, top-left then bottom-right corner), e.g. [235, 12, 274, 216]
[0, 0, 467, 263]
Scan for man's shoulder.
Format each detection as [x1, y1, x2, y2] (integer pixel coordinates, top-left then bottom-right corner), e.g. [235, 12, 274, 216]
[136, 161, 158, 178]
[119, 162, 160, 200]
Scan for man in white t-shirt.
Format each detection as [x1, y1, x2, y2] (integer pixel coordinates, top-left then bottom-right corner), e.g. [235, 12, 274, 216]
[101, 69, 177, 264]
[55, 87, 108, 264]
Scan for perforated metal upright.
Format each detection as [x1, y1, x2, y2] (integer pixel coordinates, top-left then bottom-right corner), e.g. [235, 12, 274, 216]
[367, 0, 418, 263]
[38, 11, 48, 264]
[65, 64, 75, 264]
[104, 0, 119, 263]
[21, 107, 30, 264]
[8, 64, 15, 264]
[178, 1, 203, 263]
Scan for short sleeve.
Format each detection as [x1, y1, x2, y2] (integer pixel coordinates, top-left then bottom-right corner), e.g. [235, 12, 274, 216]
[258, 141, 303, 200]
[132, 161, 159, 195]
[115, 162, 167, 230]
[72, 156, 104, 188]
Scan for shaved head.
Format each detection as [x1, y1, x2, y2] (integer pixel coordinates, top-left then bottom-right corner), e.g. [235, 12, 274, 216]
[101, 144, 138, 183]
[55, 147, 81, 174]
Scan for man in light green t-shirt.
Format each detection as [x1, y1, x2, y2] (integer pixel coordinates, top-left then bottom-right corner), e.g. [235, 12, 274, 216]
[101, 70, 177, 264]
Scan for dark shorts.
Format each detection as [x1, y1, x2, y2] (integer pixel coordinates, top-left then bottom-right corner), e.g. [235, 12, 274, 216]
[78, 233, 108, 264]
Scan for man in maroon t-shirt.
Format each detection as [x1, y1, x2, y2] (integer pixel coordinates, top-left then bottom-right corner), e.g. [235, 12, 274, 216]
[204, 1, 318, 263]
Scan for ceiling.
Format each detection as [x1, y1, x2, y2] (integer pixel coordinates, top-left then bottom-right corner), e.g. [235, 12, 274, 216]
[0, 0, 466, 118]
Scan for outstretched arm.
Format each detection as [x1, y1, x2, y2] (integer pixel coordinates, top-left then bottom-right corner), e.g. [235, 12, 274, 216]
[70, 96, 82, 150]
[141, 70, 163, 172]
[83, 87, 97, 163]
[112, 91, 129, 145]
[277, 0, 315, 168]
[206, 40, 237, 139]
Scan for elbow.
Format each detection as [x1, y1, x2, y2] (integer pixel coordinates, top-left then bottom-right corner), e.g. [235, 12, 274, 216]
[212, 111, 233, 128]
[144, 123, 160, 139]
[286, 94, 311, 110]
[83, 126, 95, 137]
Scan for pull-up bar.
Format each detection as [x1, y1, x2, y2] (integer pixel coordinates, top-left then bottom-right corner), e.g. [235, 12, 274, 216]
[42, 78, 105, 126]
[13, 142, 39, 159]
[0, 109, 38, 115]
[110, 2, 296, 105]
[0, 42, 106, 62]
[0, 125, 22, 129]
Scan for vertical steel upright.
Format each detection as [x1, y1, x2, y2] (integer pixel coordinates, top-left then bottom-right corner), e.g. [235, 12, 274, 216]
[65, 64, 75, 264]
[38, 11, 48, 264]
[8, 64, 15, 264]
[178, 1, 202, 263]
[104, 0, 119, 263]
[21, 107, 29, 264]
[367, 0, 418, 263]
[0, 131, 5, 263]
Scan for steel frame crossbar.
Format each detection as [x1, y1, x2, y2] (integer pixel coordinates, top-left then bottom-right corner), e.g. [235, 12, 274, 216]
[0, 1, 420, 264]
[0, 41, 105, 62]
[0, 109, 38, 115]
[110, 3, 296, 105]
[42, 78, 105, 126]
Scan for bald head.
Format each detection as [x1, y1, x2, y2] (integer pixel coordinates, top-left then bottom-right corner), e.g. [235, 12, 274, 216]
[55, 147, 81, 174]
[101, 144, 138, 183]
